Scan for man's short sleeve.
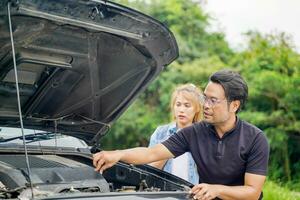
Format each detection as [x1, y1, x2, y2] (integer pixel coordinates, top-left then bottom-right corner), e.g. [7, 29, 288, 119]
[246, 132, 269, 175]
[162, 129, 190, 157]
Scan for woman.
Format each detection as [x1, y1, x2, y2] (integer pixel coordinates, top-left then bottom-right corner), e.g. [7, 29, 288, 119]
[148, 83, 203, 185]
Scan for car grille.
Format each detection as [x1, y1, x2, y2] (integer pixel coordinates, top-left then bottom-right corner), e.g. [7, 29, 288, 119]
[0, 154, 67, 168]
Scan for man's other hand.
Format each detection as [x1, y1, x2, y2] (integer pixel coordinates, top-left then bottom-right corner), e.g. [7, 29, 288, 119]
[190, 183, 220, 200]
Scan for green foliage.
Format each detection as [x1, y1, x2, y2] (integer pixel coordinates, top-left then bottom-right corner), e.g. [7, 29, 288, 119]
[234, 32, 300, 184]
[264, 180, 300, 200]
[101, 99, 162, 149]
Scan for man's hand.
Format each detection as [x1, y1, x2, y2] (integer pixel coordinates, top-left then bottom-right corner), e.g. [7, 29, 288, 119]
[190, 184, 220, 200]
[93, 150, 122, 174]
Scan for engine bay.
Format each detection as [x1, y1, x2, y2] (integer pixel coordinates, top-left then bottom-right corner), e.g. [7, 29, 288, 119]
[0, 152, 191, 199]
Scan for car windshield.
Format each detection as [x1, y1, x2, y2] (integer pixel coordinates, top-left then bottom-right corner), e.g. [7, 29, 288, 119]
[0, 127, 88, 148]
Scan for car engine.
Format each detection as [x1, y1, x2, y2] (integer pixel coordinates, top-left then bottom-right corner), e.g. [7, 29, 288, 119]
[0, 152, 191, 199]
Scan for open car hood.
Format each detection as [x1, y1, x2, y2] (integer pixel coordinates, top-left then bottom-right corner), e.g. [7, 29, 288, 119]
[0, 0, 178, 145]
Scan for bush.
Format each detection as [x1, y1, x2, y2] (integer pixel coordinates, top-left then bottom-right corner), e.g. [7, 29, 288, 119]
[263, 180, 300, 200]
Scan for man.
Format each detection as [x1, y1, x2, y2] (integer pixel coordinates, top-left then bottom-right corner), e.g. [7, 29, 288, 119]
[93, 69, 269, 200]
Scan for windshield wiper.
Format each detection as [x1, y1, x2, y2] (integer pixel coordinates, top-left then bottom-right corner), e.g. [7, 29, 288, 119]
[0, 132, 59, 143]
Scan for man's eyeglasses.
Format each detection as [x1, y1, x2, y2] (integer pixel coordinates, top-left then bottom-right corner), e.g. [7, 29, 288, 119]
[199, 94, 227, 108]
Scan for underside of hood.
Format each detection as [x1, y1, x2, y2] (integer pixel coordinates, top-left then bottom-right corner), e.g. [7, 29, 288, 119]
[0, 0, 178, 145]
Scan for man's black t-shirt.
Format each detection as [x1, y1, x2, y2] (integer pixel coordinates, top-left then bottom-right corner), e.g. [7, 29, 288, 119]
[162, 118, 269, 185]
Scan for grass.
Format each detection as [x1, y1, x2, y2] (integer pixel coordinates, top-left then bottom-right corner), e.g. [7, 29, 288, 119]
[263, 180, 300, 200]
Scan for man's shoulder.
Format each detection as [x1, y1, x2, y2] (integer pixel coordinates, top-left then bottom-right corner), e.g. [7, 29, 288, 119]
[193, 121, 211, 130]
[180, 121, 210, 135]
[191, 121, 208, 127]
[240, 119, 262, 132]
[239, 119, 267, 141]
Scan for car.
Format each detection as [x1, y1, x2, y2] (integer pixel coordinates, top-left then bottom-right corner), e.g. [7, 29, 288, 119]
[0, 0, 193, 199]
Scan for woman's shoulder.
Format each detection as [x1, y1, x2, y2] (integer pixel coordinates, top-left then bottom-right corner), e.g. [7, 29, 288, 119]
[155, 122, 176, 134]
[152, 123, 175, 138]
[149, 123, 176, 145]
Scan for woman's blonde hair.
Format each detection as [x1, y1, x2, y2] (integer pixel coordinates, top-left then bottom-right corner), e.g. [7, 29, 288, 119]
[170, 83, 203, 122]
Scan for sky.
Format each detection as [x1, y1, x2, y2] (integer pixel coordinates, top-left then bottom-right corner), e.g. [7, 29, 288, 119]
[203, 0, 300, 52]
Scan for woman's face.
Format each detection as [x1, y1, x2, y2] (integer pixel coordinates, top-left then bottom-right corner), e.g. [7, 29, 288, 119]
[174, 92, 197, 129]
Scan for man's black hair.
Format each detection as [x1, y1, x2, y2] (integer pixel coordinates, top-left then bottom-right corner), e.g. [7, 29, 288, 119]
[209, 69, 248, 113]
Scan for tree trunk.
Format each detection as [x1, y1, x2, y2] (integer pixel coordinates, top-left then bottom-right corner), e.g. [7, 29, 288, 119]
[283, 140, 291, 182]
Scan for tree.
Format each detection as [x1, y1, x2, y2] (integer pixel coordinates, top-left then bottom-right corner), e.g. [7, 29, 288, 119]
[235, 32, 300, 185]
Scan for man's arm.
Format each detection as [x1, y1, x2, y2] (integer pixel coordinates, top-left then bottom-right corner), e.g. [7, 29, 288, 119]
[93, 144, 174, 173]
[191, 173, 266, 200]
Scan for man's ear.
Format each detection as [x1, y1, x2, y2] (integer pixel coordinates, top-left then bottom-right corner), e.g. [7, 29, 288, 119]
[230, 100, 240, 113]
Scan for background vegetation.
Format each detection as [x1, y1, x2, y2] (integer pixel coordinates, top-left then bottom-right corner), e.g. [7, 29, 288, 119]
[103, 0, 300, 198]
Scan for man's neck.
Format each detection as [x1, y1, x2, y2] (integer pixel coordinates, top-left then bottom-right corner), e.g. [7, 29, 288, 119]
[214, 115, 237, 138]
